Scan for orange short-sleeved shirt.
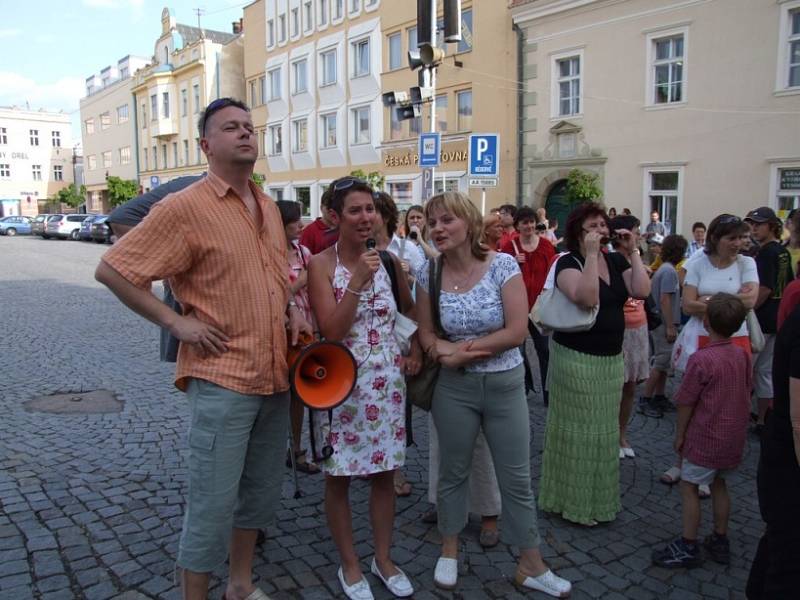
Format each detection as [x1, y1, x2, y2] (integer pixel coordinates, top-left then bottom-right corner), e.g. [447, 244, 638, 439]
[101, 170, 289, 395]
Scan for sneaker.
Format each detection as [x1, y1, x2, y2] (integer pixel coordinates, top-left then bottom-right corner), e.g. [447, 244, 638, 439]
[703, 533, 730, 565]
[652, 538, 702, 569]
[654, 394, 675, 412]
[638, 397, 663, 418]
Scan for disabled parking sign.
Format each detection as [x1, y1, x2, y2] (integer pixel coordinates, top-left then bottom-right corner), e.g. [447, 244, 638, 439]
[468, 134, 499, 179]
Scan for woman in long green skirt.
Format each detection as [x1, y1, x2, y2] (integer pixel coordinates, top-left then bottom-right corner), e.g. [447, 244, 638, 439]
[538, 203, 650, 526]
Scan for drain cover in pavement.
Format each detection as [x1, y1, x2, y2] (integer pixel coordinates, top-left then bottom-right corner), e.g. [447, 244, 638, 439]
[24, 390, 122, 414]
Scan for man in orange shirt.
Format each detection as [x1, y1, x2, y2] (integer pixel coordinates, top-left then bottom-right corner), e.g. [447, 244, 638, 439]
[96, 98, 310, 600]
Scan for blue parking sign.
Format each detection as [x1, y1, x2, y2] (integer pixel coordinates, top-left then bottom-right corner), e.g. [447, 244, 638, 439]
[419, 132, 441, 167]
[468, 134, 499, 177]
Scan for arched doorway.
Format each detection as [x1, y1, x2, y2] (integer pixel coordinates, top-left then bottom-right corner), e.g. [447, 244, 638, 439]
[545, 179, 569, 240]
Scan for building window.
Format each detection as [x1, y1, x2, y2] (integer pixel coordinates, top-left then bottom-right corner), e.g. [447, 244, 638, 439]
[388, 32, 402, 70]
[434, 178, 460, 195]
[120, 66, 129, 78]
[162, 145, 168, 168]
[268, 19, 275, 46]
[100, 112, 111, 130]
[552, 53, 581, 117]
[195, 138, 201, 163]
[85, 118, 95, 135]
[141, 104, 147, 128]
[51, 130, 61, 147]
[435, 94, 448, 132]
[250, 80, 258, 106]
[292, 119, 308, 152]
[410, 113, 422, 136]
[117, 104, 129, 123]
[781, 6, 800, 89]
[269, 124, 283, 155]
[152, 145, 157, 169]
[88, 155, 97, 170]
[352, 105, 370, 144]
[102, 151, 112, 168]
[270, 187, 285, 201]
[389, 106, 402, 140]
[279, 14, 287, 42]
[0, 164, 10, 178]
[53, 165, 63, 181]
[319, 0, 328, 25]
[193, 84, 200, 114]
[321, 113, 337, 148]
[387, 181, 412, 206]
[258, 76, 266, 104]
[646, 170, 680, 235]
[350, 0, 359, 14]
[0, 127, 6, 144]
[457, 90, 472, 131]
[150, 94, 158, 120]
[119, 146, 131, 164]
[320, 49, 337, 85]
[183, 140, 189, 165]
[171, 142, 178, 167]
[352, 38, 370, 77]
[407, 26, 417, 52]
[32, 164, 42, 181]
[334, 0, 343, 20]
[777, 167, 800, 214]
[181, 89, 188, 116]
[295, 186, 311, 216]
[292, 59, 308, 94]
[268, 68, 282, 100]
[304, 1, 313, 31]
[291, 8, 299, 37]
[30, 129, 39, 146]
[649, 32, 685, 105]
[143, 148, 148, 170]
[162, 92, 170, 118]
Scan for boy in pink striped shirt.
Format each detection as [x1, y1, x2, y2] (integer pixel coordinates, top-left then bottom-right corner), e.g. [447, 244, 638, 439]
[652, 293, 753, 568]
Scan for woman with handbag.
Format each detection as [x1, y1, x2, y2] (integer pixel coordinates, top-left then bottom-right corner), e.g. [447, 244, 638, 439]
[416, 192, 571, 597]
[538, 202, 650, 526]
[659, 214, 759, 490]
[307, 177, 422, 600]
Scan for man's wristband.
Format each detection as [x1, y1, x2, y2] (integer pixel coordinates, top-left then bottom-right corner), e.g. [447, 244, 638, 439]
[287, 300, 298, 310]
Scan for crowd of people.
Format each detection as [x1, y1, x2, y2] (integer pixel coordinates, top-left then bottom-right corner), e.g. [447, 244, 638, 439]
[96, 98, 799, 600]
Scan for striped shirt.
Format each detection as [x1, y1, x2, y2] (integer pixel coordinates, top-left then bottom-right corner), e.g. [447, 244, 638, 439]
[675, 339, 753, 469]
[101, 170, 290, 395]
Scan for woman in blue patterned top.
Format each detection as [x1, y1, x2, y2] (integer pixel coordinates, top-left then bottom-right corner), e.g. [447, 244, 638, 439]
[416, 192, 571, 598]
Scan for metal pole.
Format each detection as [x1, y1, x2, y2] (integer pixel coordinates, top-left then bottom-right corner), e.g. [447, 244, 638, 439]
[481, 188, 486, 216]
[428, 0, 437, 193]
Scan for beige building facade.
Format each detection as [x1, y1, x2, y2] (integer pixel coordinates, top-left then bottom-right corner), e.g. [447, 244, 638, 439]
[511, 0, 800, 235]
[0, 107, 74, 217]
[133, 8, 244, 193]
[81, 55, 149, 213]
[244, 0, 518, 216]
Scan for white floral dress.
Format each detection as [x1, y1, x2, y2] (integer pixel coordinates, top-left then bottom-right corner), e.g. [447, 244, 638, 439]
[313, 246, 407, 476]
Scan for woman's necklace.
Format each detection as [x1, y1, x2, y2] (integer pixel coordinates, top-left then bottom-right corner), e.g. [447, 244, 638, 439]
[449, 262, 477, 291]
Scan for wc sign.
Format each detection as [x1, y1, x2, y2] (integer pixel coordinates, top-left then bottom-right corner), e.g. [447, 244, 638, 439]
[468, 134, 499, 184]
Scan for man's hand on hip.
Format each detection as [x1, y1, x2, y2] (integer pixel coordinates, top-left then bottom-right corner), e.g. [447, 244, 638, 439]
[170, 314, 230, 357]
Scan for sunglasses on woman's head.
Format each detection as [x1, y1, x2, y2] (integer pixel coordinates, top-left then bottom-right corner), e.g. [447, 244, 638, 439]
[332, 177, 367, 192]
[718, 215, 742, 225]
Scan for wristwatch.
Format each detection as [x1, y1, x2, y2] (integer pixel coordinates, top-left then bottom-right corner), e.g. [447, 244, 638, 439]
[287, 300, 298, 309]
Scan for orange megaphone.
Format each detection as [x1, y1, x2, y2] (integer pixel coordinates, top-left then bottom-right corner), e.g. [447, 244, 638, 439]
[288, 332, 358, 411]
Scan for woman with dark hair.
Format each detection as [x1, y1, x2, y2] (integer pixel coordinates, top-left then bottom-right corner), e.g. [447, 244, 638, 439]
[308, 177, 422, 599]
[538, 202, 650, 525]
[277, 200, 320, 474]
[416, 192, 571, 597]
[404, 204, 438, 259]
[746, 278, 800, 599]
[660, 214, 758, 489]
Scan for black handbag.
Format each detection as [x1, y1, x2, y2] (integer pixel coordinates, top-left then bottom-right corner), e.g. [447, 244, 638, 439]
[644, 295, 662, 331]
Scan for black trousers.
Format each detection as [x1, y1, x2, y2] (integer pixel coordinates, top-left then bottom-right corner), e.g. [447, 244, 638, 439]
[746, 446, 800, 599]
[522, 321, 550, 404]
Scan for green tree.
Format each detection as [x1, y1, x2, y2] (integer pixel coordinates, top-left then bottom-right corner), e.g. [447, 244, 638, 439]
[52, 183, 87, 209]
[251, 172, 266, 188]
[565, 168, 602, 205]
[349, 169, 385, 190]
[106, 176, 139, 207]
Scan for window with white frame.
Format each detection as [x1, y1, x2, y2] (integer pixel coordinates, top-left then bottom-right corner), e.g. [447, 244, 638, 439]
[436, 94, 448, 132]
[250, 80, 258, 106]
[172, 142, 178, 167]
[100, 112, 111, 130]
[183, 140, 189, 165]
[151, 146, 157, 169]
[53, 165, 63, 181]
[352, 38, 370, 77]
[295, 187, 311, 216]
[162, 144, 167, 168]
[457, 90, 472, 131]
[410, 113, 422, 136]
[143, 148, 148, 170]
[0, 164, 10, 178]
[278, 14, 287, 42]
[292, 119, 308, 152]
[320, 49, 337, 85]
[649, 32, 685, 105]
[551, 52, 582, 117]
[270, 187, 285, 201]
[388, 32, 402, 70]
[321, 112, 337, 148]
[434, 178, 460, 195]
[319, 0, 328, 25]
[388, 181, 412, 206]
[162, 92, 170, 118]
[352, 105, 370, 144]
[141, 104, 147, 127]
[350, 0, 360, 14]
[291, 8, 299, 37]
[366, 0, 377, 7]
[646, 170, 680, 234]
[259, 76, 266, 104]
[119, 146, 131, 164]
[407, 26, 418, 52]
[32, 164, 42, 181]
[268, 68, 282, 100]
[150, 94, 158, 120]
[268, 19, 275, 46]
[193, 84, 200, 113]
[0, 127, 6, 144]
[29, 129, 39, 146]
[782, 6, 800, 88]
[102, 151, 112, 168]
[117, 104, 129, 123]
[85, 118, 95, 134]
[181, 89, 188, 115]
[51, 130, 61, 147]
[333, 0, 343, 20]
[304, 1, 313, 31]
[777, 167, 800, 214]
[389, 106, 402, 140]
[292, 60, 308, 94]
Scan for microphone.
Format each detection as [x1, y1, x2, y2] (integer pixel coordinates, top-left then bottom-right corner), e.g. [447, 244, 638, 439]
[365, 238, 376, 250]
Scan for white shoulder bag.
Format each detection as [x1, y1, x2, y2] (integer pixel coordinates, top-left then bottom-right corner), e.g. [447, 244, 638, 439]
[530, 254, 599, 335]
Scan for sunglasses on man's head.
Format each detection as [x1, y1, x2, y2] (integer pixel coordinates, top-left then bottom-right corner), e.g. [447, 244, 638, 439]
[200, 98, 242, 136]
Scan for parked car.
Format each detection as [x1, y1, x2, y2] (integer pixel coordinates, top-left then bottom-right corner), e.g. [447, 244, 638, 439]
[91, 216, 113, 244]
[79, 215, 106, 241]
[31, 214, 53, 237]
[45, 214, 89, 240]
[0, 216, 33, 236]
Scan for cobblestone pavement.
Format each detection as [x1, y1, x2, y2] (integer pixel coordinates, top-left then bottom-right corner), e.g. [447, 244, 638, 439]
[1, 236, 761, 599]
